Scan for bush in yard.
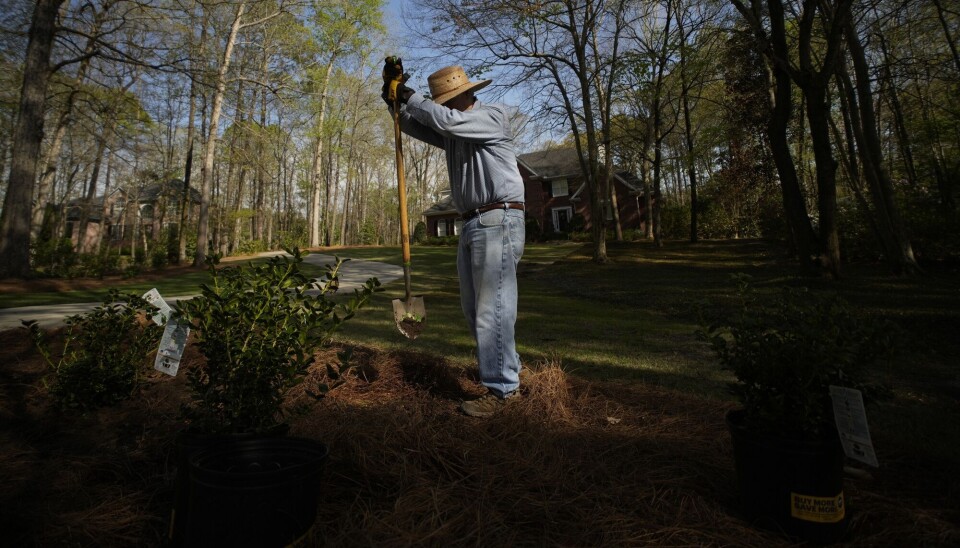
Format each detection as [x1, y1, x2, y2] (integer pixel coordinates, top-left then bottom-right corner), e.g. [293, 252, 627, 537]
[151, 244, 169, 269]
[424, 235, 459, 246]
[176, 248, 381, 434]
[413, 221, 427, 244]
[235, 238, 268, 256]
[658, 202, 691, 239]
[274, 220, 309, 250]
[23, 290, 162, 410]
[31, 237, 78, 277]
[567, 213, 586, 233]
[525, 217, 542, 242]
[700, 276, 898, 440]
[71, 249, 121, 279]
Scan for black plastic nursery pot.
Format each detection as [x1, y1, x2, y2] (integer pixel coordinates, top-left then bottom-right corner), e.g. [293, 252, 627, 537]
[177, 436, 328, 548]
[726, 409, 848, 544]
[170, 429, 267, 546]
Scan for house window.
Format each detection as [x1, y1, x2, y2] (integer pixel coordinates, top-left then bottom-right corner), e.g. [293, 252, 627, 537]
[454, 219, 462, 235]
[552, 207, 573, 232]
[551, 179, 568, 197]
[437, 219, 447, 236]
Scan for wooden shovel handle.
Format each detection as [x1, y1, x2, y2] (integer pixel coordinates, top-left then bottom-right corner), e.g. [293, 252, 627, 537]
[392, 94, 413, 300]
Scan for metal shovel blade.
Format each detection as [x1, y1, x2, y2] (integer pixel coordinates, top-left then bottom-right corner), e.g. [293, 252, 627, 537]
[392, 296, 426, 339]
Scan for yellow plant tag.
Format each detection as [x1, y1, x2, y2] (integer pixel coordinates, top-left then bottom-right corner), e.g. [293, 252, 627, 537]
[790, 492, 845, 523]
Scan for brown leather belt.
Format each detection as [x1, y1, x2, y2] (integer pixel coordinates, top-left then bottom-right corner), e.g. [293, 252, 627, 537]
[461, 202, 525, 221]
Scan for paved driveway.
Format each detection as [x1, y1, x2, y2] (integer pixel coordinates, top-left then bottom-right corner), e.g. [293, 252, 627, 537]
[0, 253, 402, 330]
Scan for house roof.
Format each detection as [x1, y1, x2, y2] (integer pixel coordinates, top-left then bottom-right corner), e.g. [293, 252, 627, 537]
[423, 193, 456, 217]
[66, 179, 201, 208]
[517, 148, 583, 180]
[65, 179, 203, 222]
[138, 179, 201, 204]
[518, 148, 643, 191]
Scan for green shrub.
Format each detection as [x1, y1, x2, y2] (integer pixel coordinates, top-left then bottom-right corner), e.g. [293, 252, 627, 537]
[358, 220, 379, 245]
[567, 213, 586, 233]
[134, 248, 147, 268]
[32, 238, 78, 277]
[69, 249, 121, 279]
[413, 222, 427, 244]
[23, 290, 162, 410]
[151, 245, 169, 269]
[700, 276, 897, 440]
[176, 248, 382, 434]
[568, 231, 591, 242]
[424, 235, 459, 246]
[235, 238, 268, 256]
[659, 203, 691, 239]
[274, 221, 309, 250]
[525, 217, 542, 242]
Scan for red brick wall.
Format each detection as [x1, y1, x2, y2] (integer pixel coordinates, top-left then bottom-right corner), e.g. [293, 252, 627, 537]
[426, 214, 460, 237]
[519, 164, 649, 233]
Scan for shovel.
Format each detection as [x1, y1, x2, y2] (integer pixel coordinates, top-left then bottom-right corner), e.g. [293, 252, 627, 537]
[387, 62, 426, 339]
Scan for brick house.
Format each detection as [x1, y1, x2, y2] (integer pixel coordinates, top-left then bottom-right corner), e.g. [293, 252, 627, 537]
[423, 147, 652, 238]
[422, 192, 461, 238]
[65, 179, 200, 252]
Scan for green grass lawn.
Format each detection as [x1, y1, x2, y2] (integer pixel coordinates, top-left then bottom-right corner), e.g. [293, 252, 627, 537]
[335, 239, 960, 468]
[7, 239, 959, 467]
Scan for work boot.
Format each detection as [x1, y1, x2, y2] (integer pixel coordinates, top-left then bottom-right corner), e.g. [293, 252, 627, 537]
[460, 390, 519, 418]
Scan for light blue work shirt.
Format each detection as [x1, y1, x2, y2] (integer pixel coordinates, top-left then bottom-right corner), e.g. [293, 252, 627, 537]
[398, 92, 525, 214]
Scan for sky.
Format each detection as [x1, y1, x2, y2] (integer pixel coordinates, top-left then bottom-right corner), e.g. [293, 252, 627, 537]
[379, 0, 555, 150]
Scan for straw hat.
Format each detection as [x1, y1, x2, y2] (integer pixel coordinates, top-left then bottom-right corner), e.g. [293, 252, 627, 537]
[428, 66, 492, 105]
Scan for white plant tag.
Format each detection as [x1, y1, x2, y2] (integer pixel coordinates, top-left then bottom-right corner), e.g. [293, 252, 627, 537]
[142, 288, 172, 325]
[154, 319, 190, 377]
[830, 385, 879, 468]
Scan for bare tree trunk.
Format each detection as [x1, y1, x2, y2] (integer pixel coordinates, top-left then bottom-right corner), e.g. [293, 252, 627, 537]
[93, 155, 114, 252]
[30, 1, 115, 240]
[914, 66, 954, 214]
[932, 0, 960, 74]
[0, 0, 65, 278]
[231, 76, 249, 254]
[77, 120, 113, 253]
[254, 56, 268, 243]
[877, 41, 917, 187]
[805, 84, 842, 277]
[177, 9, 206, 264]
[178, 136, 195, 263]
[680, 39, 699, 243]
[731, 0, 849, 275]
[195, 2, 245, 266]
[652, 123, 664, 247]
[309, 62, 336, 247]
[325, 134, 340, 247]
[833, 86, 883, 249]
[642, 122, 654, 239]
[339, 153, 353, 247]
[843, 20, 920, 274]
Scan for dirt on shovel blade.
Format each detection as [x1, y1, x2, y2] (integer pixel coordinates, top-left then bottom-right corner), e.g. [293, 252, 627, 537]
[392, 298, 426, 339]
[398, 316, 426, 338]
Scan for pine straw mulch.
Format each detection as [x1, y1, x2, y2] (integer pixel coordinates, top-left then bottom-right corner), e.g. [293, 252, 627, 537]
[1, 328, 958, 547]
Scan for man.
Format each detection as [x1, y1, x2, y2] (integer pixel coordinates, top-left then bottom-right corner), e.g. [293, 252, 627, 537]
[382, 59, 525, 418]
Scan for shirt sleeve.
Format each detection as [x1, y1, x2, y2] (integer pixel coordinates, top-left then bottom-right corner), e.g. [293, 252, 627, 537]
[403, 93, 507, 144]
[395, 103, 446, 149]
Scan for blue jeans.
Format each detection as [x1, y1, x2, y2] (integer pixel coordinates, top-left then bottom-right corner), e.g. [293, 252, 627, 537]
[457, 208, 525, 397]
